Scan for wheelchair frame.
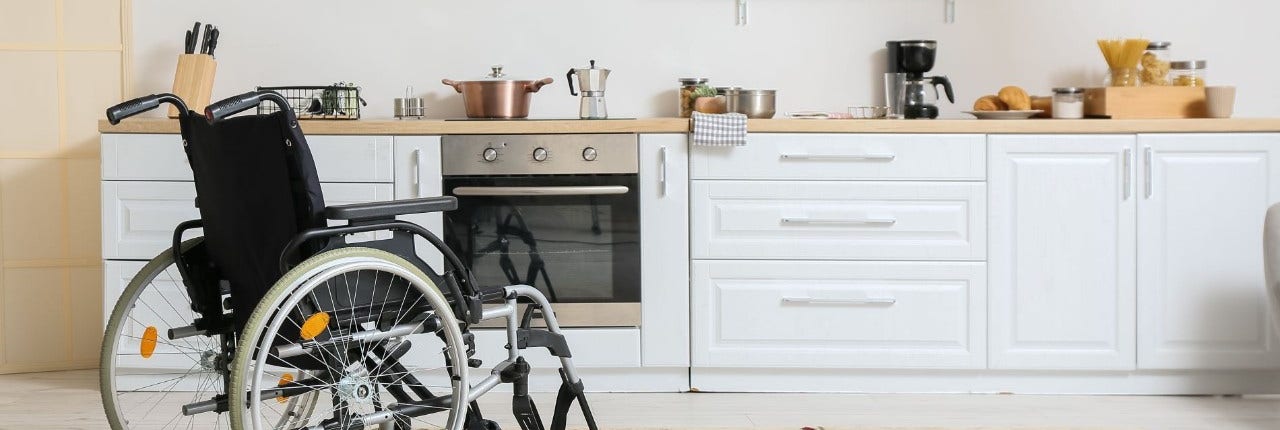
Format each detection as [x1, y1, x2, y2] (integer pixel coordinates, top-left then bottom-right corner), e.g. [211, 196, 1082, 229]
[101, 91, 600, 430]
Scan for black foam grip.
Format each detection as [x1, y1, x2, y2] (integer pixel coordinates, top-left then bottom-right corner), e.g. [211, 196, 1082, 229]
[204, 90, 264, 123]
[106, 95, 163, 125]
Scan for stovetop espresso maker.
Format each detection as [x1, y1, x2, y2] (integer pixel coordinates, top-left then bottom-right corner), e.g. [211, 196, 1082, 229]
[567, 60, 610, 119]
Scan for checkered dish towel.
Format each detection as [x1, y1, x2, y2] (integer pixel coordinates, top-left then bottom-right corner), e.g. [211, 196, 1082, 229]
[691, 112, 748, 146]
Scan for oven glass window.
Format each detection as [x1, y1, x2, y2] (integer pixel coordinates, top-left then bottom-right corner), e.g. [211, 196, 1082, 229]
[444, 175, 640, 303]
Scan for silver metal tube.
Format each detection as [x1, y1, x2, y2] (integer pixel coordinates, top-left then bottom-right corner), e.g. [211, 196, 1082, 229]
[273, 321, 423, 359]
[481, 303, 516, 321]
[167, 325, 205, 340]
[181, 399, 218, 416]
[506, 285, 583, 384]
[505, 296, 520, 362]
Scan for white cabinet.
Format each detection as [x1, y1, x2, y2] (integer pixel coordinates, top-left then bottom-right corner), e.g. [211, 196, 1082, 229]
[638, 134, 690, 367]
[1137, 133, 1280, 369]
[393, 136, 445, 271]
[692, 260, 986, 369]
[101, 134, 393, 182]
[988, 135, 1137, 370]
[691, 134, 985, 181]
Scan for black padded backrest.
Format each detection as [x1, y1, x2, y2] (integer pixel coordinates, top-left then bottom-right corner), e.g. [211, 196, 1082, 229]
[178, 112, 325, 327]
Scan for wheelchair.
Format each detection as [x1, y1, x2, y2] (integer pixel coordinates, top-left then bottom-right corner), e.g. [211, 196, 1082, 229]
[100, 91, 599, 430]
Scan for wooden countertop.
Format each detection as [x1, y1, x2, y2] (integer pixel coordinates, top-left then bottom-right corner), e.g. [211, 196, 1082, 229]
[99, 117, 1280, 135]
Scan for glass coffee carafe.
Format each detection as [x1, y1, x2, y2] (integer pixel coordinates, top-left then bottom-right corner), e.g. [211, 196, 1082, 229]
[903, 76, 954, 119]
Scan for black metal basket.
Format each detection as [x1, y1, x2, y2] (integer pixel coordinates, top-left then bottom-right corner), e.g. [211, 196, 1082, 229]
[256, 84, 367, 120]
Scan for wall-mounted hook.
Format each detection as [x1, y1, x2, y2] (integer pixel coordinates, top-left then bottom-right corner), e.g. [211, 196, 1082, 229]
[945, 0, 956, 23]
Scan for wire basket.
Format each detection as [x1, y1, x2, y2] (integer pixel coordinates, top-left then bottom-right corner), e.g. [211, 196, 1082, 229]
[256, 84, 367, 120]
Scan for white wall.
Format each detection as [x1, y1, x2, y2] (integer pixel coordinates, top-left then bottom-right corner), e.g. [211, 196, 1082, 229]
[131, 0, 1280, 119]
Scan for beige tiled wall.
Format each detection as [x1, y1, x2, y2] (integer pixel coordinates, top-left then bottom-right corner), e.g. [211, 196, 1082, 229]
[0, 0, 127, 374]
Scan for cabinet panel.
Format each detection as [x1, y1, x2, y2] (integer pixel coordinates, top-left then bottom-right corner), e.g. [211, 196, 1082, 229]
[1137, 133, 1280, 369]
[691, 133, 985, 181]
[692, 260, 986, 369]
[393, 136, 445, 271]
[639, 134, 690, 366]
[101, 134, 393, 183]
[103, 181, 392, 260]
[988, 135, 1136, 370]
[692, 181, 985, 260]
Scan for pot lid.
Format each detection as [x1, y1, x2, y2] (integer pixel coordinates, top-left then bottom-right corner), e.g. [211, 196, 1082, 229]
[469, 65, 541, 82]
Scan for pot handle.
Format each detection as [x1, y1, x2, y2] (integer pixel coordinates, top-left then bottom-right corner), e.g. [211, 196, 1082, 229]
[526, 78, 554, 93]
[441, 79, 463, 93]
[566, 69, 578, 96]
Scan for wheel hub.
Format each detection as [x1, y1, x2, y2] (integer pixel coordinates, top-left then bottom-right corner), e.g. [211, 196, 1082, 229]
[335, 373, 375, 405]
[198, 350, 219, 372]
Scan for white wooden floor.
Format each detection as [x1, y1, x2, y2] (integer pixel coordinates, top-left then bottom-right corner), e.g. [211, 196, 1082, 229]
[3, 370, 1279, 429]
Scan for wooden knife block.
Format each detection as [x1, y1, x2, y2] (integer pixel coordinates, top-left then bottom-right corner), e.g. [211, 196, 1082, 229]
[168, 54, 217, 117]
[1083, 86, 1207, 119]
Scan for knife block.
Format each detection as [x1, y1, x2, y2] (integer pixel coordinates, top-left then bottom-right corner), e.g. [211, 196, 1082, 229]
[168, 54, 217, 117]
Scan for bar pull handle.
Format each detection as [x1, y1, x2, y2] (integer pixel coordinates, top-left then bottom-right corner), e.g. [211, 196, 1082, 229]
[1123, 148, 1132, 200]
[412, 149, 424, 198]
[781, 296, 897, 305]
[452, 185, 629, 197]
[781, 216, 897, 225]
[1144, 146, 1154, 199]
[779, 153, 896, 161]
[659, 146, 668, 197]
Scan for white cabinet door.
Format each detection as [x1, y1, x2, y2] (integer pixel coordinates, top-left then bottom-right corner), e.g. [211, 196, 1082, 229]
[1137, 133, 1280, 369]
[690, 134, 985, 181]
[691, 260, 986, 369]
[988, 135, 1137, 370]
[101, 134, 393, 183]
[638, 134, 690, 367]
[393, 136, 445, 271]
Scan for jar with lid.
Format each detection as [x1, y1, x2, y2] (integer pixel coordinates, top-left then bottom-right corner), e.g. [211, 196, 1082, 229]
[1170, 60, 1207, 87]
[1051, 87, 1085, 119]
[1140, 41, 1172, 86]
[678, 78, 709, 118]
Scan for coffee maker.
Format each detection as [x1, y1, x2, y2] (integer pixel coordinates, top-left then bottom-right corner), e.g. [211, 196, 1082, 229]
[886, 40, 955, 119]
[567, 60, 610, 119]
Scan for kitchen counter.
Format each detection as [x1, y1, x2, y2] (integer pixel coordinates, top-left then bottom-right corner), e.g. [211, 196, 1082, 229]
[98, 117, 1280, 135]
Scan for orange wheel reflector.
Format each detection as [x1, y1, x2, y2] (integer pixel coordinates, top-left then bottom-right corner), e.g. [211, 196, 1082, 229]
[140, 326, 158, 358]
[276, 373, 295, 403]
[299, 312, 330, 341]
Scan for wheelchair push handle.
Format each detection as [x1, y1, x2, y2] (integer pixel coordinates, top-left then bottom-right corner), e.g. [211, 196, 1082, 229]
[205, 90, 295, 124]
[105, 93, 189, 125]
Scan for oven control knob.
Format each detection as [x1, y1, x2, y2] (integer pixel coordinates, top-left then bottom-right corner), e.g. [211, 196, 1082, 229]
[532, 147, 549, 162]
[582, 147, 598, 161]
[482, 148, 498, 162]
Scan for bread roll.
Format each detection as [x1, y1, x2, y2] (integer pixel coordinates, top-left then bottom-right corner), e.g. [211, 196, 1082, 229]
[973, 95, 1007, 112]
[998, 86, 1032, 110]
[1030, 96, 1052, 118]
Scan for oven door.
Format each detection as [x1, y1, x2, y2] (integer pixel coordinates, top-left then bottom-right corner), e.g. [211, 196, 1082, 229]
[444, 174, 640, 327]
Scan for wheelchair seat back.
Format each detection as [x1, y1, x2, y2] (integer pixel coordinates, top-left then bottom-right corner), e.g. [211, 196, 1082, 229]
[178, 112, 327, 330]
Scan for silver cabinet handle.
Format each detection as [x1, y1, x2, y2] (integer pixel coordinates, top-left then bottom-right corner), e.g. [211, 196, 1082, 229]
[779, 153, 896, 161]
[781, 296, 897, 305]
[659, 146, 668, 197]
[412, 148, 424, 198]
[452, 185, 630, 197]
[1123, 148, 1132, 200]
[1144, 146, 1153, 199]
[781, 217, 897, 225]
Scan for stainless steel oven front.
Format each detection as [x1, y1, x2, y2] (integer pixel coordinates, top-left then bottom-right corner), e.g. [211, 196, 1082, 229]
[441, 134, 640, 327]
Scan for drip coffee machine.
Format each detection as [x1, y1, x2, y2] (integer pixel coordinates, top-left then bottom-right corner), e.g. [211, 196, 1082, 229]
[886, 40, 955, 119]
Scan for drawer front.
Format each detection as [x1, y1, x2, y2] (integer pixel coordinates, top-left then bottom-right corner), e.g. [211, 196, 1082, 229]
[690, 133, 985, 180]
[103, 181, 392, 259]
[692, 181, 985, 260]
[102, 134, 393, 183]
[692, 260, 986, 368]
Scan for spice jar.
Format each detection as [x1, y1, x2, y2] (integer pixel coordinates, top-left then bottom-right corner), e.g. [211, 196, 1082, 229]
[1170, 60, 1207, 87]
[1051, 87, 1085, 119]
[678, 78, 709, 118]
[1140, 41, 1172, 86]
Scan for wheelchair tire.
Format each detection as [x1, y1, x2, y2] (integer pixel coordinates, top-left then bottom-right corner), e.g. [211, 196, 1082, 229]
[228, 247, 469, 430]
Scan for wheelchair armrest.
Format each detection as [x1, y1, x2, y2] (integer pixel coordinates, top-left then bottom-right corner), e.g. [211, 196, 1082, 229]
[326, 196, 458, 221]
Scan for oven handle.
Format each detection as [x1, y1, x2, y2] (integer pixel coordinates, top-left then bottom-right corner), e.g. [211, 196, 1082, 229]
[451, 185, 631, 196]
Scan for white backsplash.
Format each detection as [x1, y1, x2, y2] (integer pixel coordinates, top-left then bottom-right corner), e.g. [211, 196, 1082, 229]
[131, 0, 1280, 119]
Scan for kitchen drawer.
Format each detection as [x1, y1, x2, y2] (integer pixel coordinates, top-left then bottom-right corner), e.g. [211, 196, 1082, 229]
[101, 134, 394, 182]
[691, 260, 986, 368]
[102, 181, 393, 259]
[691, 181, 985, 260]
[690, 133, 985, 181]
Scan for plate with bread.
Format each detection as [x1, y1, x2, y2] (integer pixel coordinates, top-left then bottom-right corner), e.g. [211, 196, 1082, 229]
[966, 86, 1046, 120]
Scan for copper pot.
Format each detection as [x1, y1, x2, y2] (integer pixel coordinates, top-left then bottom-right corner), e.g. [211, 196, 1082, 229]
[442, 66, 554, 118]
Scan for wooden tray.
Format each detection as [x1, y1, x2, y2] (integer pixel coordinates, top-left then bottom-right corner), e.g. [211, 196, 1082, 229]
[168, 54, 217, 117]
[1084, 86, 1207, 119]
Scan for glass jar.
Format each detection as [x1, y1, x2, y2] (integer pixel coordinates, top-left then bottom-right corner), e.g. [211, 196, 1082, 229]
[1170, 60, 1207, 87]
[678, 78, 709, 118]
[1051, 87, 1085, 119]
[1141, 41, 1172, 86]
[1108, 68, 1140, 87]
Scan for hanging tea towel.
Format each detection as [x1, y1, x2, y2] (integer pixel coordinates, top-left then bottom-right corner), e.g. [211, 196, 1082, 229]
[691, 112, 748, 147]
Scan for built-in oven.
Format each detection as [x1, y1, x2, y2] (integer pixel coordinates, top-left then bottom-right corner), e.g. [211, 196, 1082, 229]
[441, 134, 640, 327]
